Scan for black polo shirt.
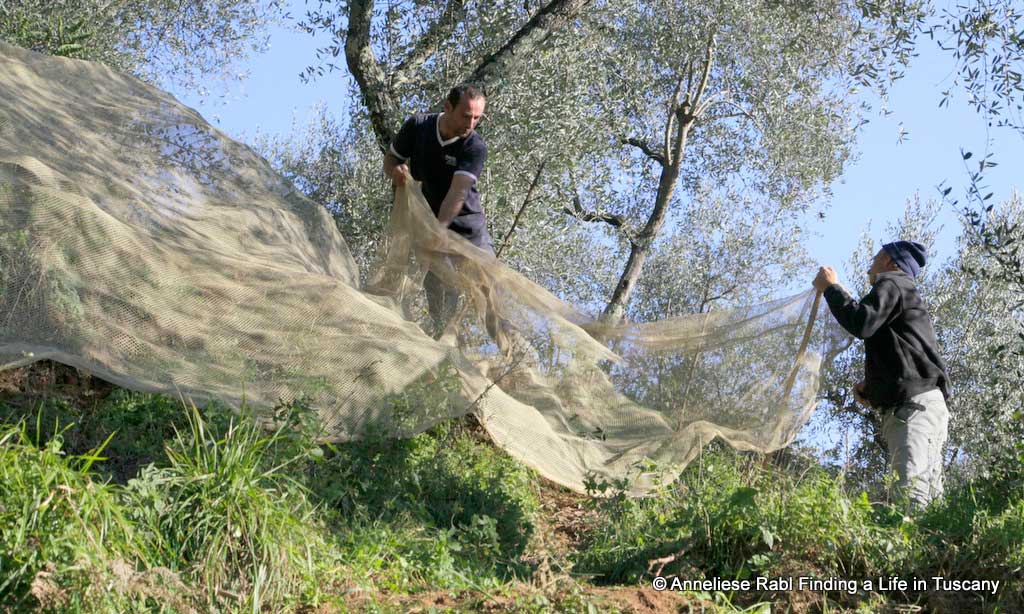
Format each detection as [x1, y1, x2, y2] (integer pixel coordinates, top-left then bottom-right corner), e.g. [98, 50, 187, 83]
[390, 113, 487, 240]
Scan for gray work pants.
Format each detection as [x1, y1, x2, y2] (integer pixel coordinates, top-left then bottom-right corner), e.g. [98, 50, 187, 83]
[880, 388, 949, 509]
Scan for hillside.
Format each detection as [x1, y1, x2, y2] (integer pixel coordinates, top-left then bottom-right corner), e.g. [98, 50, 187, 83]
[0, 361, 1020, 613]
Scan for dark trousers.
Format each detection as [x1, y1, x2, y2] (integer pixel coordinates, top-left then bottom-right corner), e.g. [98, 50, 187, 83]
[424, 270, 461, 338]
[425, 228, 493, 338]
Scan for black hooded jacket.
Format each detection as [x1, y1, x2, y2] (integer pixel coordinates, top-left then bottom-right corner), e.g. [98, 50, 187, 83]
[823, 270, 952, 408]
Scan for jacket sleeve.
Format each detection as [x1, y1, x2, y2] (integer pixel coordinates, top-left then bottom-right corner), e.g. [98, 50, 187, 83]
[823, 280, 901, 339]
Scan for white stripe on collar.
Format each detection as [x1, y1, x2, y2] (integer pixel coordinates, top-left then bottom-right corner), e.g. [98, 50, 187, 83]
[389, 143, 409, 161]
[436, 113, 460, 146]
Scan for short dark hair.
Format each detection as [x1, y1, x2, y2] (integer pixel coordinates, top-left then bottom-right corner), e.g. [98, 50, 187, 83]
[446, 84, 484, 108]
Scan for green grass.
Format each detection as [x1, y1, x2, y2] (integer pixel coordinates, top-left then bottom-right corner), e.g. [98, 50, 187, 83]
[574, 445, 1024, 611]
[122, 404, 331, 609]
[0, 370, 1021, 613]
[0, 389, 185, 483]
[574, 450, 915, 584]
[0, 403, 338, 612]
[0, 373, 551, 612]
[0, 420, 172, 612]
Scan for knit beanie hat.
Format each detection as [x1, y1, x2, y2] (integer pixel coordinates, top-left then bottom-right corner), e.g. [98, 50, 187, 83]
[882, 240, 927, 278]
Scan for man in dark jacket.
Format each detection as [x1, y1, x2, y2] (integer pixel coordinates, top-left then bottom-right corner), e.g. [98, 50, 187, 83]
[813, 241, 951, 508]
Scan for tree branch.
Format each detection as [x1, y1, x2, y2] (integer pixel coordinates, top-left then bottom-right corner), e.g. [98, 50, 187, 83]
[669, 96, 690, 166]
[463, 0, 594, 92]
[688, 32, 716, 118]
[563, 193, 632, 240]
[623, 137, 665, 165]
[392, 0, 468, 89]
[348, 0, 593, 149]
[700, 283, 740, 309]
[566, 209, 629, 228]
[684, 60, 695, 104]
[496, 161, 547, 258]
[345, 0, 398, 150]
[664, 75, 685, 167]
[703, 99, 765, 134]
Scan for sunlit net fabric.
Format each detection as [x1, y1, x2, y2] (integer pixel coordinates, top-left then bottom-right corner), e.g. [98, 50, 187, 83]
[0, 43, 842, 494]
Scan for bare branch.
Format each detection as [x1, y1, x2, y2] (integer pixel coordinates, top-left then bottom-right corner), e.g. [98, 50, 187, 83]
[669, 98, 690, 166]
[700, 284, 740, 309]
[703, 99, 765, 134]
[496, 161, 547, 257]
[688, 32, 717, 118]
[684, 60, 695, 104]
[623, 137, 665, 165]
[647, 537, 696, 577]
[563, 191, 633, 241]
[564, 196, 628, 228]
[664, 75, 685, 167]
[566, 209, 629, 228]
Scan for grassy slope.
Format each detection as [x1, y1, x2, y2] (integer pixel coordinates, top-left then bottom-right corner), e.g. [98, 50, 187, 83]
[0, 361, 1021, 613]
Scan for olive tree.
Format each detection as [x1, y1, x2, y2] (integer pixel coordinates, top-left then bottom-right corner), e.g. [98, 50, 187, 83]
[556, 0, 924, 322]
[294, 0, 597, 150]
[278, 0, 631, 306]
[0, 0, 284, 93]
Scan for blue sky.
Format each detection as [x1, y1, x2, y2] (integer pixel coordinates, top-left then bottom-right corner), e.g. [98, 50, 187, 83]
[172, 4, 1024, 292]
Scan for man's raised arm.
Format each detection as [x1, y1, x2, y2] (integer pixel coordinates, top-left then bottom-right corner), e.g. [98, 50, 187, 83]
[823, 280, 901, 340]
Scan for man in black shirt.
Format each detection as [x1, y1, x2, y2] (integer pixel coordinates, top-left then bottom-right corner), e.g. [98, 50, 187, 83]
[383, 84, 492, 337]
[813, 241, 951, 508]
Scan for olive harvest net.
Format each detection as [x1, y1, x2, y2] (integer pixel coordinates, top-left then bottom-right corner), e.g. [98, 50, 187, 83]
[0, 43, 845, 494]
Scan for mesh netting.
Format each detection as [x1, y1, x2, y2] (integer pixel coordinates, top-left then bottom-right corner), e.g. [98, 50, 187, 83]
[0, 42, 844, 494]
